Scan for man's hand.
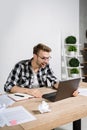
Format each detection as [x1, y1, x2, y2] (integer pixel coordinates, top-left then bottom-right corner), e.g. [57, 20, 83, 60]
[54, 83, 79, 97]
[11, 86, 42, 98]
[26, 88, 42, 98]
[73, 90, 79, 97]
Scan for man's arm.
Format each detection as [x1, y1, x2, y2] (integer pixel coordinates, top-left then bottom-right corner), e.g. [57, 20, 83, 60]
[4, 63, 22, 92]
[53, 82, 59, 89]
[10, 86, 42, 98]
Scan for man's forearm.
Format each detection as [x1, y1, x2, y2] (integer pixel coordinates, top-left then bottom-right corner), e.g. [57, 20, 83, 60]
[10, 86, 28, 93]
[10, 86, 42, 98]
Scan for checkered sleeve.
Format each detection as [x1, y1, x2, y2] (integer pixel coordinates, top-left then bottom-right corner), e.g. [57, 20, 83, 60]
[4, 63, 22, 92]
[46, 66, 58, 86]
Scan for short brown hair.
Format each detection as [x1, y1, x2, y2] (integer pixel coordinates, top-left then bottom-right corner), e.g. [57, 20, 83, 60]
[33, 43, 52, 54]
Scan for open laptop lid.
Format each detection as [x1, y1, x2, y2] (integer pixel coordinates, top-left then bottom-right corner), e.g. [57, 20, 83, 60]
[54, 77, 81, 101]
[42, 77, 81, 102]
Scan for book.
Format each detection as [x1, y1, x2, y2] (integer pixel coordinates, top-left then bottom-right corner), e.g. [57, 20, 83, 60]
[0, 106, 36, 127]
[8, 93, 34, 101]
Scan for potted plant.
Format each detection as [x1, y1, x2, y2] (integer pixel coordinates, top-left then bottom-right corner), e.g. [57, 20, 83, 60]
[67, 45, 77, 55]
[65, 35, 77, 44]
[69, 58, 80, 67]
[70, 68, 79, 78]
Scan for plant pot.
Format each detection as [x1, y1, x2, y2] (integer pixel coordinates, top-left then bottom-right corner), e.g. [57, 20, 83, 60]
[71, 74, 79, 78]
[68, 51, 76, 56]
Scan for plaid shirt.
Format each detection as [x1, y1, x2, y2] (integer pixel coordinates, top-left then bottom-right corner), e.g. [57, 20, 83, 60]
[4, 59, 58, 92]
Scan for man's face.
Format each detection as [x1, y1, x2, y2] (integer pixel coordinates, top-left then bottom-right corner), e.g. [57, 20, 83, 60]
[35, 50, 51, 68]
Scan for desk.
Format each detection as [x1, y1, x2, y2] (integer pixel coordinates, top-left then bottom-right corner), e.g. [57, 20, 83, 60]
[1, 82, 87, 130]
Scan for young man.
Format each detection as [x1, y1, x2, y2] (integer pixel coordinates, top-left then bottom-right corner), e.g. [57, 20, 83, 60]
[4, 43, 78, 97]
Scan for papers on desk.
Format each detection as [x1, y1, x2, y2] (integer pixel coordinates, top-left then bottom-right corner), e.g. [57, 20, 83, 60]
[0, 106, 36, 127]
[78, 88, 87, 96]
[0, 94, 15, 107]
[8, 93, 34, 101]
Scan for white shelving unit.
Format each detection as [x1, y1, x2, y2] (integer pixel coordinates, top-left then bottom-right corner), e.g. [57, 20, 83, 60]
[61, 42, 83, 80]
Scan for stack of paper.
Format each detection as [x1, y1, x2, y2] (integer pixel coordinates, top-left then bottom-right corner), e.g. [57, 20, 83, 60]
[78, 88, 87, 96]
[0, 106, 36, 127]
[0, 94, 15, 107]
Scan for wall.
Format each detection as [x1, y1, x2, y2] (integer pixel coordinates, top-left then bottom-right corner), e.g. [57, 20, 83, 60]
[0, 0, 79, 92]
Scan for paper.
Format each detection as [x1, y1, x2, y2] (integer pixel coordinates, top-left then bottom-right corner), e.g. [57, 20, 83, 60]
[78, 88, 87, 96]
[38, 101, 51, 113]
[0, 116, 5, 127]
[8, 93, 34, 101]
[0, 94, 15, 107]
[0, 106, 36, 127]
[0, 104, 6, 114]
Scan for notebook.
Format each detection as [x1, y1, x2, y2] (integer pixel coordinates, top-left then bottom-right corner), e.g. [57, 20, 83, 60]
[8, 93, 34, 101]
[42, 78, 81, 102]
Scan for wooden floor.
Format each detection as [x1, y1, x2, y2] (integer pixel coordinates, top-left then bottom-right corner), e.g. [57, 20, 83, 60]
[56, 117, 87, 130]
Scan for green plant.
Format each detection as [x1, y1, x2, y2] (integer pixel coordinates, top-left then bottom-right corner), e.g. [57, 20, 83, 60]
[70, 68, 79, 74]
[67, 45, 77, 52]
[65, 36, 77, 44]
[69, 58, 80, 67]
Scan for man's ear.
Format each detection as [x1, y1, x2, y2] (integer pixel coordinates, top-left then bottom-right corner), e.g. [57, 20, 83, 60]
[33, 54, 37, 59]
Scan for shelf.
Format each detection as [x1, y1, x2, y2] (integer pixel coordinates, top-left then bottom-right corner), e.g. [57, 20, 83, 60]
[65, 54, 83, 58]
[81, 48, 87, 51]
[83, 75, 87, 77]
[81, 76, 85, 79]
[82, 62, 87, 64]
[64, 43, 82, 46]
[81, 43, 87, 82]
[67, 66, 84, 69]
[61, 74, 82, 80]
[61, 36, 83, 80]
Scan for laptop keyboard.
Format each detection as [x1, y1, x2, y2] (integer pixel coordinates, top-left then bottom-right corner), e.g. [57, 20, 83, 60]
[42, 92, 57, 101]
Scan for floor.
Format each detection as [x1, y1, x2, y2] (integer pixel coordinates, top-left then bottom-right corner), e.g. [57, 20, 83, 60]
[55, 117, 87, 130]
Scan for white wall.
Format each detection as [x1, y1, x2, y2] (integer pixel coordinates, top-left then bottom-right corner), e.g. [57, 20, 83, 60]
[0, 0, 79, 92]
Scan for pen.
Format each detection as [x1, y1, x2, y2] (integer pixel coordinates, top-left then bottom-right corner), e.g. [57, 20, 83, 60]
[14, 94, 24, 97]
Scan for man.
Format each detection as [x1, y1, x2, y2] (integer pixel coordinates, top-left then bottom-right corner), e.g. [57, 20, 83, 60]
[4, 43, 78, 97]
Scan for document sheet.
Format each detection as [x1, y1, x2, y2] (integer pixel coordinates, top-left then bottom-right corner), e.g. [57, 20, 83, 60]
[78, 88, 87, 96]
[0, 94, 15, 107]
[0, 106, 36, 126]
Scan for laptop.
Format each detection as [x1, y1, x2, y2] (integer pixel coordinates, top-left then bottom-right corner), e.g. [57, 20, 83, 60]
[42, 78, 81, 102]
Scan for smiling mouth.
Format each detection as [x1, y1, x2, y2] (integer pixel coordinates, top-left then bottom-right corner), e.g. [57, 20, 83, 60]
[42, 62, 47, 66]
